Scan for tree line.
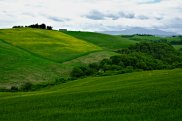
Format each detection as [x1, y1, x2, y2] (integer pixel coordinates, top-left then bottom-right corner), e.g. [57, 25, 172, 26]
[12, 23, 53, 30]
[71, 42, 182, 78]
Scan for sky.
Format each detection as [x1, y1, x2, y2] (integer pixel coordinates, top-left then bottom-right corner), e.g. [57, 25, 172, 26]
[0, 0, 181, 34]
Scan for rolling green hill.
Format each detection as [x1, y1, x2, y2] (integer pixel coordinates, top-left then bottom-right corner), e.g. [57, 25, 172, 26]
[0, 28, 181, 121]
[0, 28, 135, 88]
[0, 28, 101, 62]
[0, 39, 63, 88]
[0, 69, 181, 121]
[120, 35, 163, 42]
[120, 35, 182, 50]
[63, 31, 137, 50]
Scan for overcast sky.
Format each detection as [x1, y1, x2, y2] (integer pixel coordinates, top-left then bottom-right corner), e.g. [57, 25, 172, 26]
[0, 0, 181, 34]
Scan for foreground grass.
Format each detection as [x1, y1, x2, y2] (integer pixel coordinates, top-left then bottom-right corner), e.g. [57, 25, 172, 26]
[0, 69, 181, 121]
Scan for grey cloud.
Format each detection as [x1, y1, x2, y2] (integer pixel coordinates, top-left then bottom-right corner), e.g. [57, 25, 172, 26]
[137, 15, 149, 20]
[48, 16, 64, 22]
[85, 10, 136, 20]
[47, 16, 70, 22]
[85, 10, 105, 20]
[40, 13, 70, 22]
[136, 15, 163, 20]
[106, 14, 119, 20]
[118, 12, 135, 19]
[155, 17, 163, 20]
[85, 9, 165, 21]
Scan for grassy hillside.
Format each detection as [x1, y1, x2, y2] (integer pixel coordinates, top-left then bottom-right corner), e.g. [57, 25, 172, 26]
[173, 45, 182, 50]
[0, 28, 101, 62]
[120, 35, 163, 42]
[62, 51, 119, 67]
[0, 39, 63, 88]
[120, 35, 182, 50]
[63, 31, 137, 50]
[0, 28, 134, 88]
[0, 69, 181, 121]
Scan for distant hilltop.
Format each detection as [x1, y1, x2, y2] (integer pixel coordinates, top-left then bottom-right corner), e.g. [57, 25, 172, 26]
[98, 27, 179, 37]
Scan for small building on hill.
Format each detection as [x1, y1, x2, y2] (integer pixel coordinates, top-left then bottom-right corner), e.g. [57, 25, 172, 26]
[59, 29, 67, 31]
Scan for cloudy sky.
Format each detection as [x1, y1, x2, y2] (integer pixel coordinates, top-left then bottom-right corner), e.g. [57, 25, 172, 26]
[0, 0, 181, 34]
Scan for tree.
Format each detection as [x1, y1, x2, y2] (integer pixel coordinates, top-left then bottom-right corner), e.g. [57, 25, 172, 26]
[10, 86, 19, 92]
[47, 26, 53, 30]
[70, 42, 182, 79]
[21, 82, 32, 91]
[39, 23, 46, 29]
[70, 67, 84, 78]
[12, 26, 23, 28]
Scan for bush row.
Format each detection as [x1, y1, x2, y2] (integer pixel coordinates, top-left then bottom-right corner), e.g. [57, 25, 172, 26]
[12, 23, 53, 30]
[71, 42, 182, 78]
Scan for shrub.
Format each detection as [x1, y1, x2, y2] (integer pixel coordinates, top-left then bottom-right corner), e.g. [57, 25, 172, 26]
[10, 86, 19, 92]
[47, 26, 53, 30]
[55, 77, 67, 84]
[71, 67, 84, 78]
[20, 82, 33, 91]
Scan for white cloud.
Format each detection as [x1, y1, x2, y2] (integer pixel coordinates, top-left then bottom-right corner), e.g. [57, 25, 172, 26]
[0, 0, 181, 34]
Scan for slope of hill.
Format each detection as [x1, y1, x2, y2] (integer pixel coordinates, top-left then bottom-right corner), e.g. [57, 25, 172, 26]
[0, 39, 63, 88]
[0, 28, 101, 63]
[0, 28, 136, 88]
[119, 35, 182, 50]
[63, 31, 137, 50]
[0, 69, 181, 121]
[120, 35, 163, 42]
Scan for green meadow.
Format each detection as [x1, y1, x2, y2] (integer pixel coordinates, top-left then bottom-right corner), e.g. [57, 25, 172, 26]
[0, 28, 101, 62]
[0, 69, 182, 121]
[0, 28, 182, 121]
[0, 28, 136, 88]
[63, 31, 137, 49]
[0, 38, 63, 87]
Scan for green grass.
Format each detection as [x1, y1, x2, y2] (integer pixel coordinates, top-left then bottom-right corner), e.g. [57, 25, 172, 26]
[0, 28, 101, 62]
[63, 31, 137, 50]
[120, 35, 182, 50]
[120, 35, 182, 43]
[0, 28, 136, 87]
[62, 51, 119, 67]
[0, 69, 181, 121]
[0, 28, 181, 120]
[120, 35, 163, 42]
[173, 45, 182, 50]
[0, 39, 63, 88]
[165, 36, 182, 42]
